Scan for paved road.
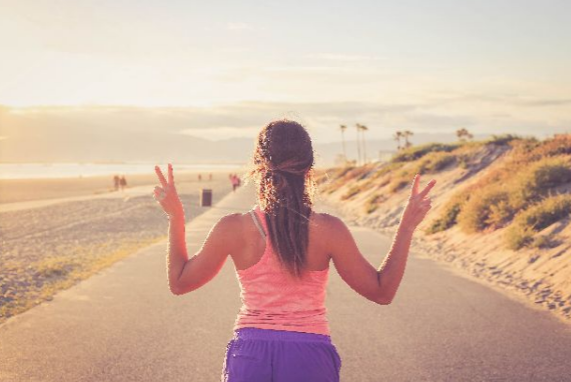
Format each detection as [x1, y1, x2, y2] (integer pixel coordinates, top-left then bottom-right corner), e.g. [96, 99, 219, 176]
[1, 184, 570, 381]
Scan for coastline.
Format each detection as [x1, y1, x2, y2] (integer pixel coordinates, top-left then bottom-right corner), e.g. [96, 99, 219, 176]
[0, 167, 243, 204]
[0, 169, 239, 325]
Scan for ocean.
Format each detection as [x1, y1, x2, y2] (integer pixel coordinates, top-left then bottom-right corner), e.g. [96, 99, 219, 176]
[0, 162, 244, 180]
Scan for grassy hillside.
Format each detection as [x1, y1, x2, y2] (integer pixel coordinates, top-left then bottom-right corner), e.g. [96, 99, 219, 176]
[316, 134, 571, 323]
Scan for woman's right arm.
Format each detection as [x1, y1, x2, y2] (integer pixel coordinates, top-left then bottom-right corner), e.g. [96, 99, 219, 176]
[328, 174, 436, 305]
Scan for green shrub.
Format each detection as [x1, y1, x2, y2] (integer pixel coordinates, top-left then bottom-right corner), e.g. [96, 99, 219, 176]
[504, 194, 571, 250]
[458, 187, 511, 233]
[389, 178, 410, 193]
[458, 155, 469, 169]
[388, 152, 456, 194]
[513, 194, 571, 232]
[511, 134, 571, 163]
[504, 224, 534, 250]
[391, 142, 460, 163]
[530, 235, 555, 249]
[485, 134, 521, 146]
[508, 156, 571, 210]
[337, 166, 355, 178]
[365, 193, 384, 214]
[426, 190, 473, 234]
[341, 185, 362, 200]
[426, 203, 462, 234]
[422, 152, 456, 173]
[457, 156, 571, 234]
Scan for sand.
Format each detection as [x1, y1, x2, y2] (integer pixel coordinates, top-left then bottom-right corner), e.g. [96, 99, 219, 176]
[0, 168, 244, 324]
[0, 167, 242, 204]
[316, 151, 571, 326]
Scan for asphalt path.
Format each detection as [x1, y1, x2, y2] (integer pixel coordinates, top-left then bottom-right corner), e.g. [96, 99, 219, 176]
[1, 183, 570, 381]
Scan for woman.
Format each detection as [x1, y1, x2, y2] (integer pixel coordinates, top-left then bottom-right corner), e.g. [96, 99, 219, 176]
[153, 119, 435, 382]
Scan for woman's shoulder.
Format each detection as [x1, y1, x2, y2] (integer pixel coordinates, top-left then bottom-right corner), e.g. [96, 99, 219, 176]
[215, 208, 263, 233]
[309, 211, 346, 232]
[218, 211, 252, 226]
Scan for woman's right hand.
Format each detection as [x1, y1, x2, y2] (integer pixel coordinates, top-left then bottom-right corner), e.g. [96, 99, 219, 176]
[153, 163, 185, 219]
[400, 174, 436, 232]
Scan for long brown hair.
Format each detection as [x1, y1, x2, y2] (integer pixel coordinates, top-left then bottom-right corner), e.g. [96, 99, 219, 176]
[247, 119, 316, 279]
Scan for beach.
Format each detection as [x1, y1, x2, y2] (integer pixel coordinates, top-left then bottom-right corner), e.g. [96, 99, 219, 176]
[0, 168, 244, 324]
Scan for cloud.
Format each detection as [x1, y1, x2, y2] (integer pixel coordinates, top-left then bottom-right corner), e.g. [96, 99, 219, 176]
[1, 97, 569, 145]
[307, 53, 386, 62]
[517, 98, 571, 107]
[262, 66, 352, 73]
[225, 22, 255, 31]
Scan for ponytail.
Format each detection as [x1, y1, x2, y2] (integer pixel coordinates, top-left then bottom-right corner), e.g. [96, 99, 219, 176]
[246, 120, 316, 279]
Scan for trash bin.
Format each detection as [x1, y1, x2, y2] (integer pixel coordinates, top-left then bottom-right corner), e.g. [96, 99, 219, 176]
[200, 188, 212, 207]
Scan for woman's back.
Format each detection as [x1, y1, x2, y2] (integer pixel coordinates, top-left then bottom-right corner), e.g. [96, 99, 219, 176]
[233, 204, 331, 335]
[153, 118, 436, 382]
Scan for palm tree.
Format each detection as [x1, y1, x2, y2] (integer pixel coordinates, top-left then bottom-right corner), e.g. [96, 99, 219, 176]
[403, 130, 414, 148]
[339, 125, 347, 162]
[359, 124, 369, 164]
[393, 131, 403, 151]
[355, 123, 362, 165]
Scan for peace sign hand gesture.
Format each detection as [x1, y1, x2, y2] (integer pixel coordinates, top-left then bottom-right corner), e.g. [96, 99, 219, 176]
[400, 174, 436, 232]
[153, 163, 185, 219]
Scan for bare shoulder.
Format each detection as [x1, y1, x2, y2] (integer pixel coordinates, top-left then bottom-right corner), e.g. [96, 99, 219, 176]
[211, 212, 244, 233]
[310, 211, 348, 235]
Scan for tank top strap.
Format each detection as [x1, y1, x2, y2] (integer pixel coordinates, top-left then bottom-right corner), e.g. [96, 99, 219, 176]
[249, 208, 266, 239]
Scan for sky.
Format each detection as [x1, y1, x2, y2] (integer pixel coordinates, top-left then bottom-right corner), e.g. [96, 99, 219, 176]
[1, 0, 570, 143]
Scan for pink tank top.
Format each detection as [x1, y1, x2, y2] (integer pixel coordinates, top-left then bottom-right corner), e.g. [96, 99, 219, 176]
[233, 204, 331, 336]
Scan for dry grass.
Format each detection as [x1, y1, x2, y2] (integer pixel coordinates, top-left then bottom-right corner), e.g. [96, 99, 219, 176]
[426, 189, 474, 234]
[504, 194, 571, 250]
[0, 236, 165, 321]
[391, 142, 462, 163]
[456, 156, 571, 233]
[426, 135, 571, 241]
[365, 193, 386, 214]
[389, 151, 457, 193]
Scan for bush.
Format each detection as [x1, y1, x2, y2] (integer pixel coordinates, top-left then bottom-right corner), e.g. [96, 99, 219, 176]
[388, 152, 456, 194]
[513, 194, 571, 232]
[391, 142, 460, 163]
[456, 156, 571, 234]
[504, 224, 534, 250]
[389, 177, 411, 193]
[508, 156, 571, 210]
[485, 134, 521, 146]
[426, 203, 461, 234]
[457, 187, 511, 233]
[426, 190, 473, 234]
[365, 193, 384, 214]
[341, 185, 362, 200]
[423, 152, 457, 173]
[511, 134, 571, 164]
[504, 194, 571, 250]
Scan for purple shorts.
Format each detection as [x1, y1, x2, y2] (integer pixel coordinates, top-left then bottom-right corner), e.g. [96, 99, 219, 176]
[221, 327, 342, 382]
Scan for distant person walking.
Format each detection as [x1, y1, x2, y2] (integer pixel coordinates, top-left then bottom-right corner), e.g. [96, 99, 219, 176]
[209, 173, 213, 181]
[119, 175, 127, 191]
[113, 175, 120, 191]
[230, 174, 240, 192]
[153, 119, 436, 382]
[198, 174, 202, 182]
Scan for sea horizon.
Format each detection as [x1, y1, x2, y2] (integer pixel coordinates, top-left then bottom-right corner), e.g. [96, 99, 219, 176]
[0, 161, 246, 180]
